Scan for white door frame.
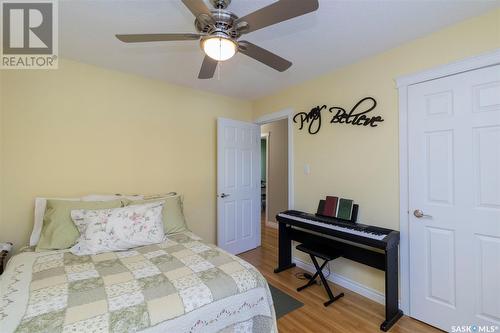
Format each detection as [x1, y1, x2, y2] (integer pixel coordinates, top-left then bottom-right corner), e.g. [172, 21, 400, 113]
[260, 132, 274, 228]
[395, 48, 500, 315]
[254, 109, 295, 212]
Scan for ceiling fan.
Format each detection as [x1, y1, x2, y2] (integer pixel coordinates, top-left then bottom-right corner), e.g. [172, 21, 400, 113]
[115, 0, 319, 79]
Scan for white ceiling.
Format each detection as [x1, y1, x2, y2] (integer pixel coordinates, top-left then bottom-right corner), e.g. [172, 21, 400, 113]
[59, 0, 499, 100]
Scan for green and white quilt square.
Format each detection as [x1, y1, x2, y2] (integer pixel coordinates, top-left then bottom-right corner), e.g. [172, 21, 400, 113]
[179, 254, 215, 272]
[138, 274, 176, 301]
[178, 284, 213, 312]
[109, 303, 150, 333]
[62, 313, 109, 333]
[198, 268, 239, 301]
[135, 244, 161, 254]
[15, 310, 65, 333]
[32, 266, 65, 281]
[94, 259, 128, 276]
[198, 249, 234, 267]
[149, 254, 184, 272]
[63, 253, 91, 266]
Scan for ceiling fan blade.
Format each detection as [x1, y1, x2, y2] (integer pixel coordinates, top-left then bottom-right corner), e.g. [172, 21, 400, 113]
[236, 0, 319, 34]
[116, 33, 202, 43]
[181, 0, 213, 18]
[238, 41, 291, 72]
[198, 56, 218, 79]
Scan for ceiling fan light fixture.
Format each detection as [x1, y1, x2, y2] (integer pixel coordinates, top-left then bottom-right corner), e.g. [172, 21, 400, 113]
[201, 34, 237, 61]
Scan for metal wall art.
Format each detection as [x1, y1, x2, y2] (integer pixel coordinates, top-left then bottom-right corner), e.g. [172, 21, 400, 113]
[293, 97, 384, 135]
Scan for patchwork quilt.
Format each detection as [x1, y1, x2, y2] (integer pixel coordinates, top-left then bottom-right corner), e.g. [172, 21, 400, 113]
[0, 232, 277, 333]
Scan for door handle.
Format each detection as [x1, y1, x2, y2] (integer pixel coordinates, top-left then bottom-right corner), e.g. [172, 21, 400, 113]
[219, 193, 230, 198]
[413, 209, 432, 218]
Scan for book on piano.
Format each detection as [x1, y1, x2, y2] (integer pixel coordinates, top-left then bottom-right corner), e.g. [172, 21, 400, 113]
[323, 196, 339, 217]
[337, 198, 354, 220]
[317, 196, 358, 223]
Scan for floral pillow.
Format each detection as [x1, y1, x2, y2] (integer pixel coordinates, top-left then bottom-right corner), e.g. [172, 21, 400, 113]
[70, 201, 165, 255]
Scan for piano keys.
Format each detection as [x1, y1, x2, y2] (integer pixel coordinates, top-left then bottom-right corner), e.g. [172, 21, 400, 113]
[278, 210, 400, 247]
[274, 210, 403, 331]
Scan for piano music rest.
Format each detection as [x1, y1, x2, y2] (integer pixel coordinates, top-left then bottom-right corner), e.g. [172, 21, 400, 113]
[295, 243, 344, 307]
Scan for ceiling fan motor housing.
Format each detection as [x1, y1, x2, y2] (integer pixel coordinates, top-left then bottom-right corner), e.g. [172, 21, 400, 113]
[195, 9, 244, 39]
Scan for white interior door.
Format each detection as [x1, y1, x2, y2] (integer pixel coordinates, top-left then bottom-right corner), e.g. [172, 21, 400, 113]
[408, 65, 500, 331]
[217, 118, 261, 255]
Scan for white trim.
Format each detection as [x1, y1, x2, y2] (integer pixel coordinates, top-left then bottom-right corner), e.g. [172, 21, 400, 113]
[255, 108, 292, 124]
[396, 49, 500, 87]
[255, 108, 295, 211]
[265, 220, 278, 229]
[398, 86, 411, 314]
[261, 132, 270, 226]
[396, 48, 500, 316]
[293, 257, 386, 305]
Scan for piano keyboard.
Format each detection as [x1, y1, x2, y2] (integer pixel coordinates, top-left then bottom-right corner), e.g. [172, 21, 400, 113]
[278, 213, 388, 240]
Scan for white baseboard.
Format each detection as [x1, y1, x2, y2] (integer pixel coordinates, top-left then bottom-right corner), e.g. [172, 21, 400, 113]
[293, 256, 386, 305]
[265, 220, 278, 229]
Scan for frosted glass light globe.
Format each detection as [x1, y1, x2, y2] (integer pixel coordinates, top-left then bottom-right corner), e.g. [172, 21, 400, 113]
[202, 36, 237, 61]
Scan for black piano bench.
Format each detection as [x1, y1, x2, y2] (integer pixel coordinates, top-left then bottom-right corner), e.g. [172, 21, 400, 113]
[295, 243, 344, 307]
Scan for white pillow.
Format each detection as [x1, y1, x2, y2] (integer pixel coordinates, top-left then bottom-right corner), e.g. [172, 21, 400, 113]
[70, 202, 165, 255]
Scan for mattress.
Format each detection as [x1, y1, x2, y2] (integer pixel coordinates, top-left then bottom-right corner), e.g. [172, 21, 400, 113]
[0, 231, 277, 333]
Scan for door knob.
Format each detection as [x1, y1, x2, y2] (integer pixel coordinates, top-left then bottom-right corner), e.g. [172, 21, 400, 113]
[413, 209, 432, 218]
[219, 193, 230, 198]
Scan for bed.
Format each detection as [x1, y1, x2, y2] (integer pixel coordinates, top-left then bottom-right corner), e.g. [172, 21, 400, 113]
[1, 230, 277, 333]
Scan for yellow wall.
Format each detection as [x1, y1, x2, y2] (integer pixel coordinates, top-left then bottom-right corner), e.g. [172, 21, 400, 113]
[0, 59, 252, 251]
[253, 9, 500, 292]
[1, 8, 498, 294]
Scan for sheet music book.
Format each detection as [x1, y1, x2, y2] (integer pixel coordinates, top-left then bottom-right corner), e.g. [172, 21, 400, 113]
[337, 198, 354, 220]
[323, 196, 338, 217]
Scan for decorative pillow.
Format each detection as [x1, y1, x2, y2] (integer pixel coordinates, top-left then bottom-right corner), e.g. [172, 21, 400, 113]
[126, 194, 188, 234]
[36, 199, 124, 251]
[31, 197, 79, 246]
[70, 202, 166, 255]
[30, 195, 139, 246]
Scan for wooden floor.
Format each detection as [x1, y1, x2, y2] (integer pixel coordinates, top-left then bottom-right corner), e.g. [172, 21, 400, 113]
[238, 218, 441, 333]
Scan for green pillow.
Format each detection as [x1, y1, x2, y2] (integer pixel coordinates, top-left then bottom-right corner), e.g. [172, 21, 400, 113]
[36, 199, 124, 251]
[127, 195, 188, 234]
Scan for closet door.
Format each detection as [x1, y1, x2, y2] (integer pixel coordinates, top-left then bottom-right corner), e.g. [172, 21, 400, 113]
[408, 65, 500, 331]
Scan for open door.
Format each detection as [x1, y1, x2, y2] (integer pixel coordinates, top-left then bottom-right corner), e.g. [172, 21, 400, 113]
[217, 118, 261, 255]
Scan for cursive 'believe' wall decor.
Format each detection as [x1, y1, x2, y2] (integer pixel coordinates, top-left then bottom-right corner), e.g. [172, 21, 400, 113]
[293, 97, 384, 135]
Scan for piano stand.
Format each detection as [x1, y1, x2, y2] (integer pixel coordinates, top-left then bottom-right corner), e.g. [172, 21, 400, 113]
[296, 243, 345, 307]
[274, 217, 403, 331]
[273, 263, 295, 273]
[380, 310, 403, 332]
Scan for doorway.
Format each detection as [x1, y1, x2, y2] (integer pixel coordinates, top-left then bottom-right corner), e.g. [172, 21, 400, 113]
[216, 109, 293, 256]
[259, 118, 290, 240]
